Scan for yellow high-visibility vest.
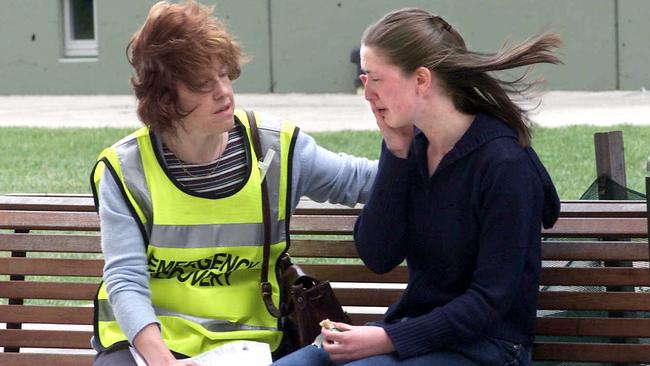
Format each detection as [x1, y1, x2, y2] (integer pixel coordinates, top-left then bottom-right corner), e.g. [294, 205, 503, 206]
[91, 110, 297, 357]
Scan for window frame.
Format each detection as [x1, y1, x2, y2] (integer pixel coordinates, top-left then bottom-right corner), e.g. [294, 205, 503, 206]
[62, 0, 98, 58]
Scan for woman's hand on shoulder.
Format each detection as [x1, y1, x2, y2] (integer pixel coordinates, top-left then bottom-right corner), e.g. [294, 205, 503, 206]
[322, 322, 395, 363]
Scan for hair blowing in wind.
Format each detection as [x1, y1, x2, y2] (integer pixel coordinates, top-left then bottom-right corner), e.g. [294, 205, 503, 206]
[362, 7, 562, 146]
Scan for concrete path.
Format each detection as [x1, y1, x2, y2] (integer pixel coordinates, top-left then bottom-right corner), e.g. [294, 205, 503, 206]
[1, 91, 650, 131]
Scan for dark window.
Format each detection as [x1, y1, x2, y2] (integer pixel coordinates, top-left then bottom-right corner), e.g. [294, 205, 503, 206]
[70, 0, 94, 40]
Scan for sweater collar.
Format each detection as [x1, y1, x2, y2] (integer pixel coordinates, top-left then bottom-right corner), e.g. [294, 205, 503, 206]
[414, 112, 518, 173]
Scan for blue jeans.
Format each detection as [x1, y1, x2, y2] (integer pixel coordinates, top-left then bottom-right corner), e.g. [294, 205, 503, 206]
[271, 336, 530, 366]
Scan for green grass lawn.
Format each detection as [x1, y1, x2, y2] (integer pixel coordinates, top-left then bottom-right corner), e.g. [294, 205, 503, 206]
[1, 125, 649, 199]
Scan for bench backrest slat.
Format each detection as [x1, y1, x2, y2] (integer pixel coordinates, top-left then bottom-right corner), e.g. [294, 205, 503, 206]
[538, 291, 650, 311]
[300, 264, 407, 283]
[0, 353, 94, 366]
[0, 195, 97, 212]
[559, 200, 647, 217]
[289, 239, 357, 258]
[540, 267, 650, 286]
[533, 342, 650, 363]
[0, 233, 101, 253]
[0, 257, 103, 277]
[1, 195, 645, 217]
[333, 288, 402, 307]
[536, 317, 650, 337]
[0, 305, 93, 325]
[0, 210, 99, 231]
[0, 329, 93, 349]
[543, 217, 647, 237]
[541, 241, 648, 260]
[0, 281, 98, 301]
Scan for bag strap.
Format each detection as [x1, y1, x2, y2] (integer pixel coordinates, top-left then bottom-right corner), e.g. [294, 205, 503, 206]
[247, 109, 282, 318]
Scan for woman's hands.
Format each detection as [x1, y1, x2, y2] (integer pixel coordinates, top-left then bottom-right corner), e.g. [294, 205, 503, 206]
[133, 323, 200, 366]
[371, 105, 413, 159]
[321, 322, 395, 363]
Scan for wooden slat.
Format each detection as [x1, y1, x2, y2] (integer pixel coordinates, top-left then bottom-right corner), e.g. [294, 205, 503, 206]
[535, 316, 650, 337]
[334, 288, 402, 307]
[301, 264, 407, 283]
[291, 216, 650, 237]
[542, 217, 647, 238]
[559, 200, 646, 218]
[295, 198, 362, 215]
[0, 257, 104, 276]
[290, 215, 356, 234]
[1, 195, 645, 217]
[532, 342, 650, 363]
[0, 194, 365, 215]
[0, 353, 94, 366]
[348, 313, 384, 325]
[0, 329, 92, 349]
[542, 241, 649, 261]
[289, 239, 357, 258]
[0, 305, 93, 324]
[0, 194, 96, 212]
[538, 291, 650, 311]
[0, 210, 99, 231]
[540, 267, 650, 286]
[0, 233, 101, 253]
[0, 281, 99, 300]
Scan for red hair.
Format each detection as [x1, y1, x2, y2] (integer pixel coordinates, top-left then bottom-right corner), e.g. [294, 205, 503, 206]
[127, 0, 246, 134]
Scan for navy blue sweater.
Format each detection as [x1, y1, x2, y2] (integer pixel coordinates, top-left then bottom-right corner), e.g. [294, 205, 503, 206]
[354, 113, 560, 359]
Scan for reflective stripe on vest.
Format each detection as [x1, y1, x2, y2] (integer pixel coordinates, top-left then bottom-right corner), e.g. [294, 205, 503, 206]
[92, 110, 296, 356]
[97, 299, 277, 332]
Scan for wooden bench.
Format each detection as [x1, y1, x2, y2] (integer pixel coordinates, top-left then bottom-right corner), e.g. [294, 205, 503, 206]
[1, 193, 650, 365]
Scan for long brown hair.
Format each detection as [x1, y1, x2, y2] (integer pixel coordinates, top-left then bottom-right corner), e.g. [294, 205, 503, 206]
[362, 8, 562, 146]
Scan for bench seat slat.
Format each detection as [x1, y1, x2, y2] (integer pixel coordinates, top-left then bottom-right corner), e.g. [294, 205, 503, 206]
[533, 342, 650, 363]
[0, 258, 103, 277]
[0, 281, 98, 300]
[0, 233, 101, 253]
[0, 305, 93, 325]
[536, 316, 650, 337]
[538, 291, 650, 311]
[0, 353, 94, 366]
[0, 329, 93, 349]
[540, 267, 650, 286]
